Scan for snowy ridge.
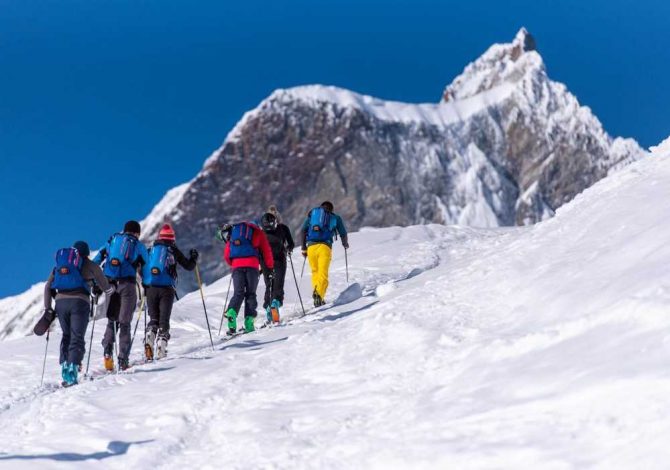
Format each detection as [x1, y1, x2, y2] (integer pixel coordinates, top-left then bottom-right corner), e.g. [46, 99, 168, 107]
[139, 181, 190, 238]
[0, 283, 45, 341]
[1, 139, 670, 467]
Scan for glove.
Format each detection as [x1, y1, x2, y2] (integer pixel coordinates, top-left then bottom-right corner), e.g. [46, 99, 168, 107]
[190, 248, 199, 261]
[301, 248, 308, 258]
[267, 270, 275, 281]
[342, 236, 349, 250]
[92, 285, 103, 296]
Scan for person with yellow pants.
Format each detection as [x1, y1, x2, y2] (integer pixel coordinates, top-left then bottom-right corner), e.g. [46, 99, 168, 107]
[301, 201, 349, 307]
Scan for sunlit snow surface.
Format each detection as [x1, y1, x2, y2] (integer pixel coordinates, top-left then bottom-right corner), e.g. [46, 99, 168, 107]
[2, 147, 670, 469]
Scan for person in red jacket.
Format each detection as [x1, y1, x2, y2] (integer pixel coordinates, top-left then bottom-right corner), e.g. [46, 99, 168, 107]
[222, 221, 274, 334]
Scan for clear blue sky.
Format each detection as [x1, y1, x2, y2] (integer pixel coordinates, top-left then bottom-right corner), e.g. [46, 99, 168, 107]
[1, 0, 669, 298]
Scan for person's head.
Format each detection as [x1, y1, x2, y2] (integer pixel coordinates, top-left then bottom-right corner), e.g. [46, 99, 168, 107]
[73, 241, 90, 259]
[158, 223, 176, 242]
[216, 223, 232, 242]
[321, 201, 334, 212]
[123, 220, 141, 237]
[260, 212, 277, 231]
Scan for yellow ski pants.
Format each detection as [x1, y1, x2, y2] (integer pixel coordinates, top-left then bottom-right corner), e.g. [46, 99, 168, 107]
[307, 244, 332, 299]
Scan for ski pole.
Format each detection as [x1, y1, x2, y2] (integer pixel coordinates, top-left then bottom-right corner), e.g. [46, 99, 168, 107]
[345, 248, 350, 285]
[40, 329, 50, 387]
[84, 296, 99, 378]
[112, 320, 119, 373]
[128, 295, 145, 359]
[217, 275, 233, 336]
[195, 264, 215, 350]
[300, 256, 306, 279]
[288, 254, 306, 316]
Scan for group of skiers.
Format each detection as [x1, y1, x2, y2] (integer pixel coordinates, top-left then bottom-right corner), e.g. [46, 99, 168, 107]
[38, 201, 349, 387]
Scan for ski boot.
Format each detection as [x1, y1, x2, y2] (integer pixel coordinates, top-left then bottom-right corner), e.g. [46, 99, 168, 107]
[156, 337, 168, 360]
[312, 290, 324, 307]
[270, 299, 281, 323]
[244, 316, 255, 333]
[103, 345, 114, 371]
[118, 357, 130, 371]
[61, 362, 78, 387]
[225, 308, 238, 335]
[265, 306, 273, 324]
[145, 330, 156, 362]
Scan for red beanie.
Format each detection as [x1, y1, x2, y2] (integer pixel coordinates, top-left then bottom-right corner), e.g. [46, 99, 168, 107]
[158, 223, 176, 241]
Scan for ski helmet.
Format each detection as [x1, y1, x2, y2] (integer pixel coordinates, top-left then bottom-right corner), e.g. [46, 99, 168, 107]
[260, 212, 277, 231]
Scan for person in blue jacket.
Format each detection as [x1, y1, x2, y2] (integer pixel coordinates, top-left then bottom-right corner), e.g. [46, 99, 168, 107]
[301, 201, 349, 307]
[93, 220, 149, 370]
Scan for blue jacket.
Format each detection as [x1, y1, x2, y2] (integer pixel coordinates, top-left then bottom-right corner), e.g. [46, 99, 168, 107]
[301, 210, 348, 249]
[93, 233, 149, 281]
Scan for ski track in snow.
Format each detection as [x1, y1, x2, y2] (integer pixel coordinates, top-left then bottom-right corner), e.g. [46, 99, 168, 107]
[3, 151, 670, 468]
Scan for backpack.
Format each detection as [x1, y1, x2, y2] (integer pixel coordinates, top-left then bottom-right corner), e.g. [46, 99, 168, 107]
[103, 233, 139, 279]
[51, 248, 89, 293]
[229, 222, 259, 259]
[144, 244, 176, 287]
[307, 207, 337, 242]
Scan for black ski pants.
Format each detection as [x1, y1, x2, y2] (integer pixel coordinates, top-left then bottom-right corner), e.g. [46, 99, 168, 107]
[147, 286, 175, 339]
[263, 258, 286, 308]
[228, 267, 259, 318]
[55, 298, 90, 366]
[102, 279, 137, 360]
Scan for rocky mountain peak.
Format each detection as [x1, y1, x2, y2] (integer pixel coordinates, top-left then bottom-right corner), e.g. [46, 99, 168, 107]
[442, 27, 543, 102]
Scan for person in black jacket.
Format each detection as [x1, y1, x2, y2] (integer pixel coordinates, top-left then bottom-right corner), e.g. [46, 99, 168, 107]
[143, 223, 198, 359]
[259, 211, 295, 322]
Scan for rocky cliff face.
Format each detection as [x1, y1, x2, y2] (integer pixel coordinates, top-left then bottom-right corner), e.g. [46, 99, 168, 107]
[140, 28, 644, 295]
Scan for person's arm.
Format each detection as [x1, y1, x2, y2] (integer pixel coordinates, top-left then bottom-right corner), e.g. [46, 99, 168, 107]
[301, 216, 310, 250]
[92, 245, 107, 265]
[282, 224, 295, 252]
[224, 242, 232, 266]
[336, 215, 349, 248]
[257, 231, 275, 270]
[43, 271, 55, 310]
[85, 261, 114, 318]
[174, 246, 197, 271]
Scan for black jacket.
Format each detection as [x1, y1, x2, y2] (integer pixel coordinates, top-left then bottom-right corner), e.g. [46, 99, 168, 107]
[261, 224, 294, 268]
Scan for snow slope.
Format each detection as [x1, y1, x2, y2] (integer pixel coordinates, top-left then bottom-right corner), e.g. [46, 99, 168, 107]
[1, 144, 670, 469]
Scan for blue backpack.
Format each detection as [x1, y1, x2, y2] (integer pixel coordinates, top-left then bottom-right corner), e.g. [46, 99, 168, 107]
[52, 248, 89, 293]
[103, 233, 139, 279]
[229, 222, 259, 259]
[144, 244, 175, 287]
[307, 207, 337, 242]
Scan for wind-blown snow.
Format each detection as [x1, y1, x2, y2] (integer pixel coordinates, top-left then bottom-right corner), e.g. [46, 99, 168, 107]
[1, 140, 670, 468]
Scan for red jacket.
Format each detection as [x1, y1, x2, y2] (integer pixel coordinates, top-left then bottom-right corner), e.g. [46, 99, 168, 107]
[224, 224, 275, 270]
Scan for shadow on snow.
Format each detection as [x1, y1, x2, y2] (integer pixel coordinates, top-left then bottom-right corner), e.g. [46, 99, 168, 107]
[0, 439, 154, 462]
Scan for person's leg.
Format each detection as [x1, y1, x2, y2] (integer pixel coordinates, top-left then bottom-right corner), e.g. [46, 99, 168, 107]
[244, 268, 259, 330]
[67, 299, 90, 367]
[101, 291, 120, 354]
[262, 268, 272, 310]
[307, 245, 320, 294]
[158, 287, 175, 339]
[226, 269, 245, 332]
[117, 281, 137, 362]
[55, 300, 71, 365]
[315, 244, 332, 300]
[273, 259, 287, 304]
[146, 287, 160, 335]
[228, 269, 245, 313]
